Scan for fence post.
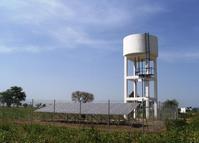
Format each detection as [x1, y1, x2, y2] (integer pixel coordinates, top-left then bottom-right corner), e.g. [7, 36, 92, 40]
[53, 99, 56, 122]
[31, 99, 34, 125]
[108, 99, 110, 127]
[79, 100, 82, 124]
[142, 98, 144, 133]
[176, 106, 178, 119]
[158, 101, 161, 120]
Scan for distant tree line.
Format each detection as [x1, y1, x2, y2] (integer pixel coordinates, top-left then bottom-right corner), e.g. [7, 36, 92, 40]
[0, 86, 26, 107]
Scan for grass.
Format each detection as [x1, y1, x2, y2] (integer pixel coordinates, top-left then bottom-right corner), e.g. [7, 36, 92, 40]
[0, 107, 199, 143]
[0, 119, 198, 143]
[0, 123, 137, 143]
[0, 107, 54, 122]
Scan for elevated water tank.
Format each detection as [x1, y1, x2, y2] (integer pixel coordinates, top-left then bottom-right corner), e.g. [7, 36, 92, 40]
[123, 33, 158, 60]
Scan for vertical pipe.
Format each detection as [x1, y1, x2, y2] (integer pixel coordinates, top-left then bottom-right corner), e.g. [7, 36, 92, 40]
[133, 58, 136, 76]
[133, 60, 137, 97]
[154, 59, 158, 119]
[145, 33, 150, 120]
[133, 60, 137, 119]
[142, 98, 144, 133]
[137, 58, 140, 74]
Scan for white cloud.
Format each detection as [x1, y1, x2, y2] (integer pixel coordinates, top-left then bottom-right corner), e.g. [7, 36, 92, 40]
[0, 44, 53, 54]
[0, 0, 74, 25]
[0, 0, 166, 53]
[0, 45, 15, 53]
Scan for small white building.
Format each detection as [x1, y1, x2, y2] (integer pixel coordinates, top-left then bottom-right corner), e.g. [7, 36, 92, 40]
[180, 107, 186, 113]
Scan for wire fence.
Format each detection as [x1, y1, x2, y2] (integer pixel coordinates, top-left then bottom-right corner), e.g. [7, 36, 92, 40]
[0, 99, 178, 132]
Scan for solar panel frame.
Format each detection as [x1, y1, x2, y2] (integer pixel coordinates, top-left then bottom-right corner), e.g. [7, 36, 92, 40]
[35, 102, 139, 115]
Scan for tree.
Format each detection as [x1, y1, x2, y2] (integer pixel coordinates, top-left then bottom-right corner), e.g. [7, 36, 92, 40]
[0, 86, 26, 107]
[163, 99, 179, 109]
[162, 99, 179, 119]
[71, 91, 94, 103]
[0, 94, 4, 105]
[23, 103, 28, 108]
[0, 92, 13, 107]
[9, 86, 26, 106]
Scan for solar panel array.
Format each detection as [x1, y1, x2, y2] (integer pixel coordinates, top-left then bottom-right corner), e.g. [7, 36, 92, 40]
[35, 102, 138, 115]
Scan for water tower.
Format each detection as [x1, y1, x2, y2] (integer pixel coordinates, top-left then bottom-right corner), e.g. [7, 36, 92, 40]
[123, 33, 158, 119]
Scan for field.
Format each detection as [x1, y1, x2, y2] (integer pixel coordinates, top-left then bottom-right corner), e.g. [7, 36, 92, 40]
[0, 107, 199, 143]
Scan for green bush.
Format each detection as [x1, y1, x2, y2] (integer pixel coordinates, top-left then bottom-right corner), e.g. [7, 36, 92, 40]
[165, 119, 187, 130]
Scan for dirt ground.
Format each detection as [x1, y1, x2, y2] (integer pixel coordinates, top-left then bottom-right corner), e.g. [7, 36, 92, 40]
[14, 119, 165, 133]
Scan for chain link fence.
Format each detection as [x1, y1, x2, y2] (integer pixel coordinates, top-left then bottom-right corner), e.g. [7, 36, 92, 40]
[0, 99, 179, 132]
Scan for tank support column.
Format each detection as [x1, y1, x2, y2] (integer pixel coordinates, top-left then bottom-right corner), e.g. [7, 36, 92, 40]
[145, 61, 150, 119]
[124, 56, 128, 103]
[154, 59, 158, 119]
[124, 57, 128, 119]
[145, 80, 150, 119]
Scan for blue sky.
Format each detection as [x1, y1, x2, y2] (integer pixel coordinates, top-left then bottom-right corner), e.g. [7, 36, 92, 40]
[0, 0, 198, 107]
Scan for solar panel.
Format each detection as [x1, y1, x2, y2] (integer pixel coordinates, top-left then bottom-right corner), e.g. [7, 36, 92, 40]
[35, 102, 138, 115]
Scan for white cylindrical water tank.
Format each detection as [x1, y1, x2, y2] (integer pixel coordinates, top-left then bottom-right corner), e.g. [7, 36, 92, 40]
[123, 33, 158, 60]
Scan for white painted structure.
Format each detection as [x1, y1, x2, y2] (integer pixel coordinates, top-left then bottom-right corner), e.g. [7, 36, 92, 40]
[123, 33, 158, 119]
[180, 107, 186, 113]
